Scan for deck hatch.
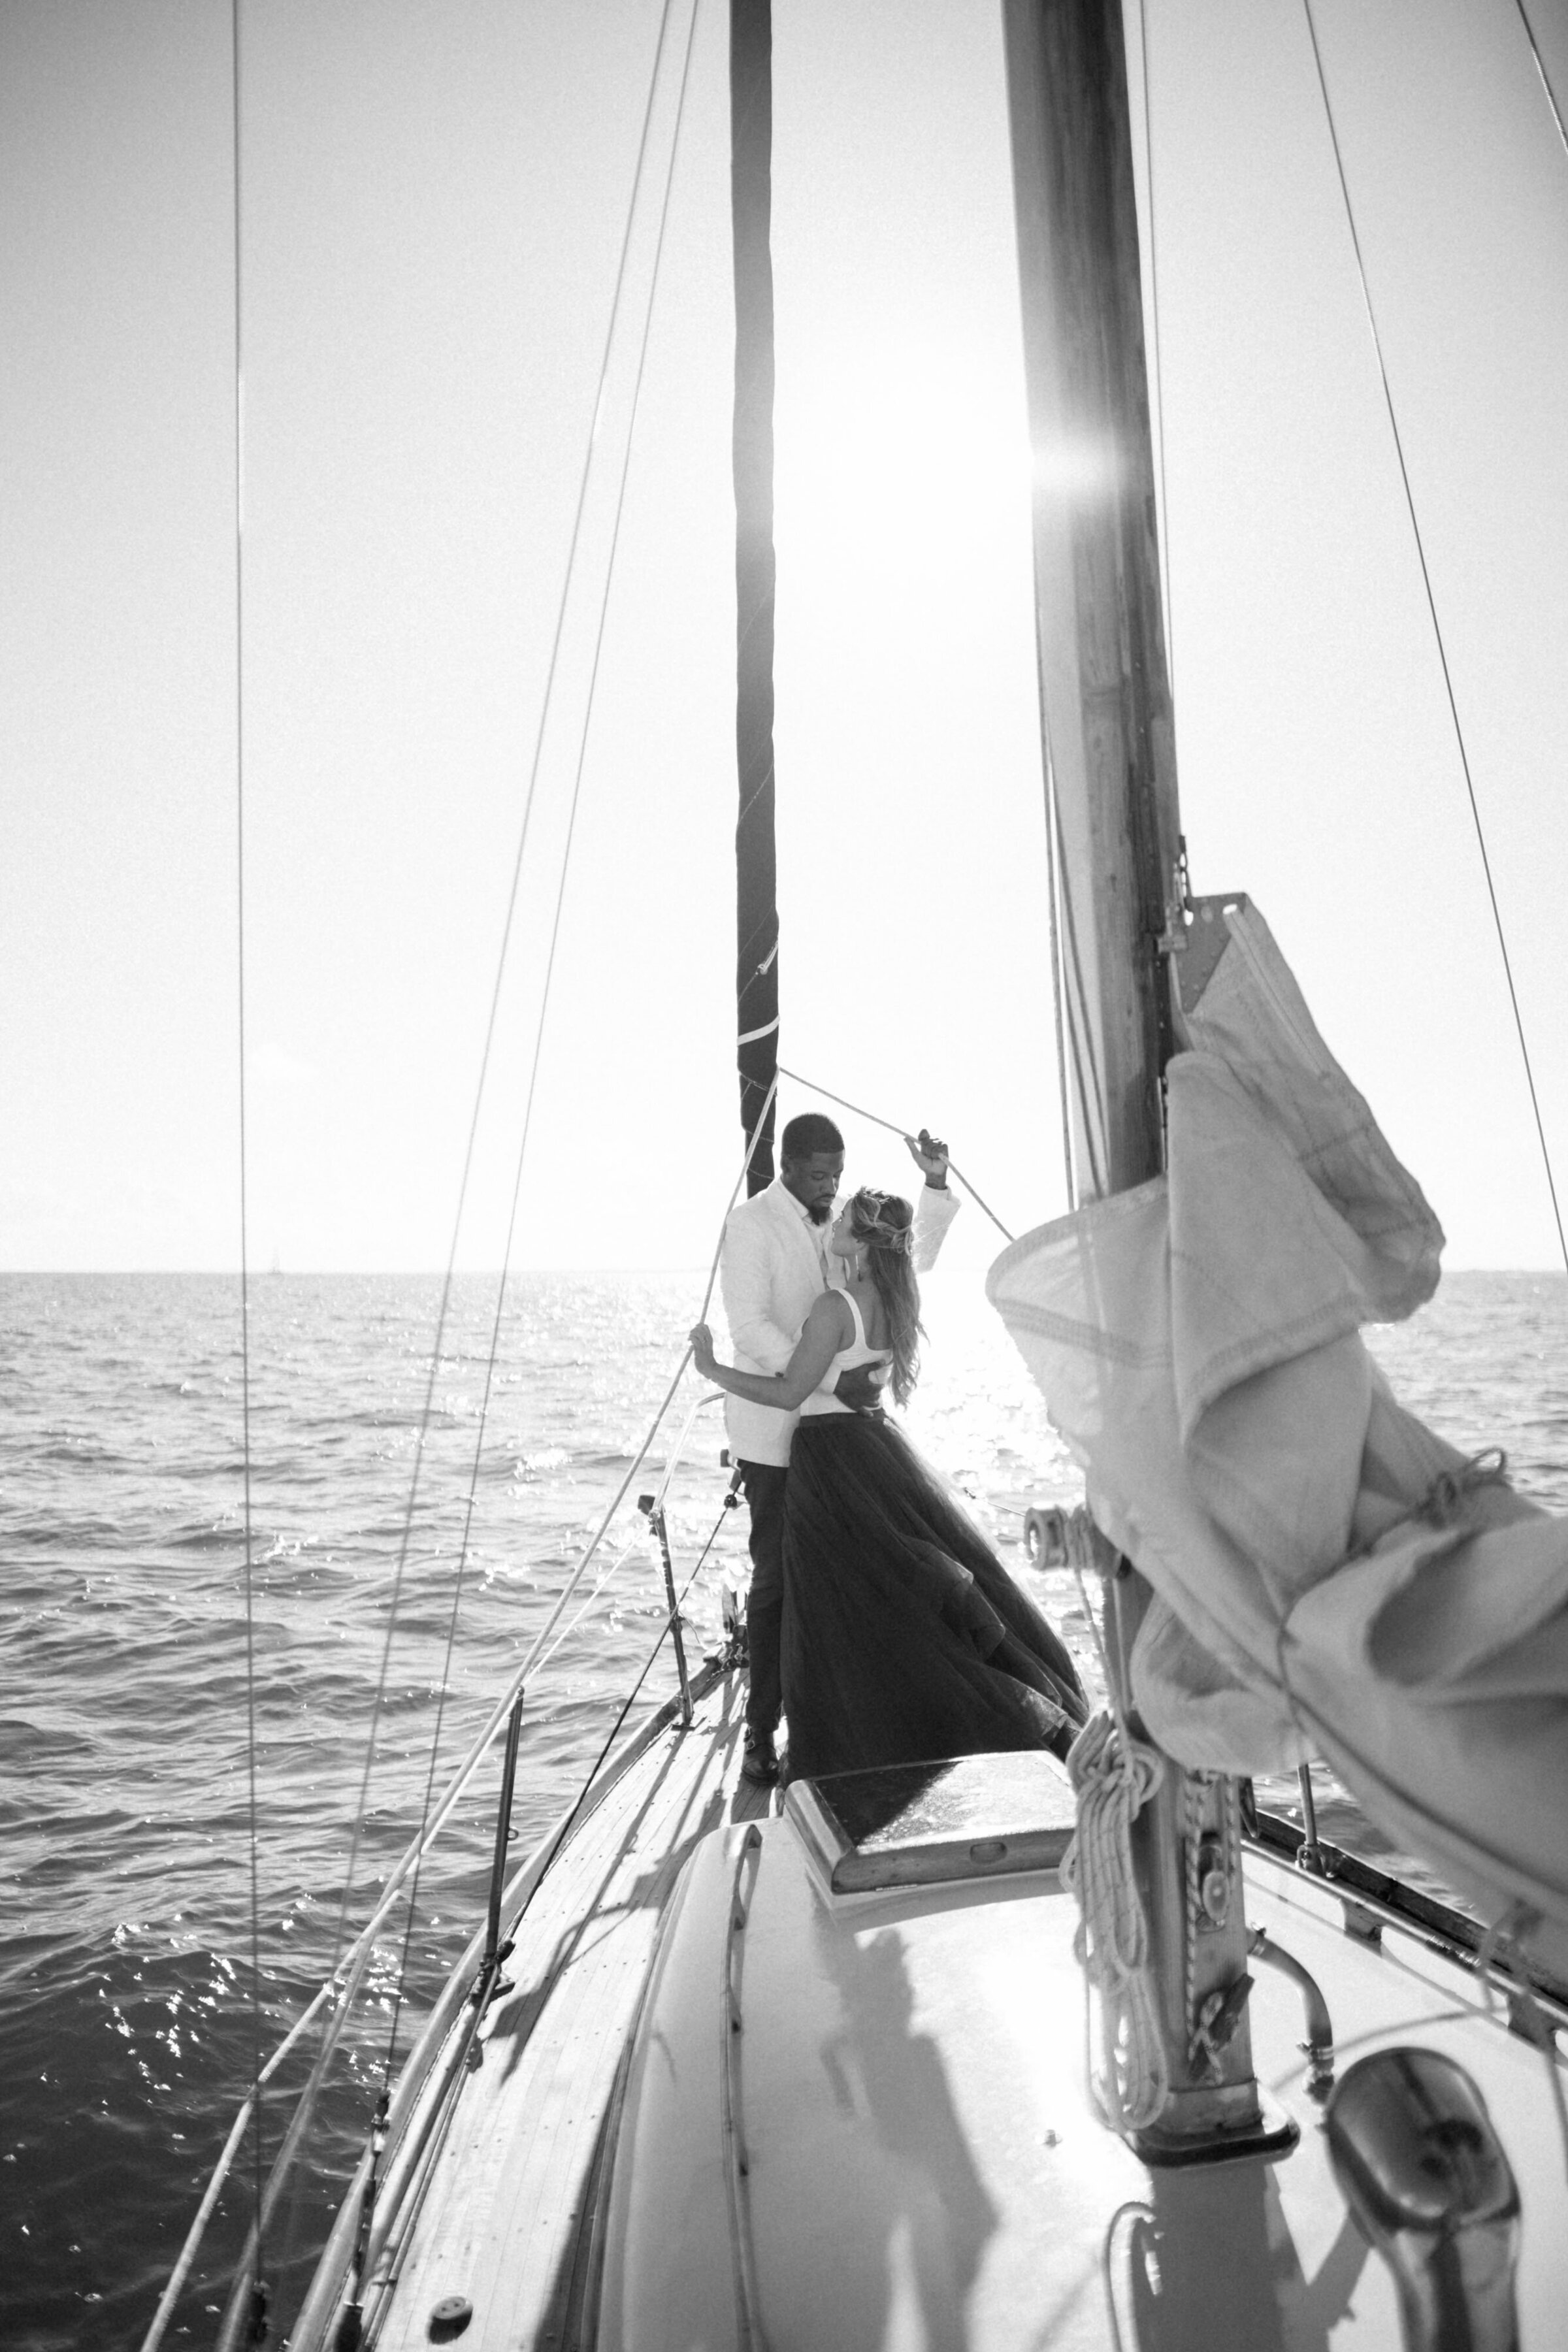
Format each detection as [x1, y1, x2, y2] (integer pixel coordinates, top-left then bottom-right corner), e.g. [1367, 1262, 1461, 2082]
[785, 1751, 1077, 1892]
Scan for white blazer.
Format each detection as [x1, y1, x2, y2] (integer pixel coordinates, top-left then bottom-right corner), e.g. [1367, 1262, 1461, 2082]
[717, 1177, 959, 1467]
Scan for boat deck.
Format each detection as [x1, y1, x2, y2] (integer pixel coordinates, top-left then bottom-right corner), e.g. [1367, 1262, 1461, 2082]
[596, 1808, 1568, 2351]
[361, 1662, 771, 2351]
[336, 1683, 1568, 2351]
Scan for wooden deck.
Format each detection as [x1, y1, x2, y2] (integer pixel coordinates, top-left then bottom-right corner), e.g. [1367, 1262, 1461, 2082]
[361, 1663, 774, 2351]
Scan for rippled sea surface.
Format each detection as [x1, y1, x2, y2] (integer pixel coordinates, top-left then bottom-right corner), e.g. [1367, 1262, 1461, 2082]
[3, 1267, 1564, 2349]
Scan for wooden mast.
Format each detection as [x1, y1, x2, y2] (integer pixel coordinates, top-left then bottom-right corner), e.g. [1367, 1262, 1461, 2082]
[1002, 0, 1288, 2163]
[730, 0, 779, 1194]
[1002, 0, 1180, 1204]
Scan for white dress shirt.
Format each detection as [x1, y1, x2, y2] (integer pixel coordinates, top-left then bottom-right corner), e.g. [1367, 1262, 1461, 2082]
[717, 1177, 959, 1467]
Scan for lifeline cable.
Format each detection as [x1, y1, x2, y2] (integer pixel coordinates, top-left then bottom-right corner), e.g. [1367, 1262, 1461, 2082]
[773, 1064, 1015, 1242]
[1301, 0, 1568, 1279]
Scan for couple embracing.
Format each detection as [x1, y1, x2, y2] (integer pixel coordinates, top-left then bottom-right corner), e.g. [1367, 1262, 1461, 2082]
[689, 1113, 1085, 1788]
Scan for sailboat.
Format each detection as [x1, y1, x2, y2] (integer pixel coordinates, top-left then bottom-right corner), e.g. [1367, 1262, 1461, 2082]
[141, 2, 1568, 2347]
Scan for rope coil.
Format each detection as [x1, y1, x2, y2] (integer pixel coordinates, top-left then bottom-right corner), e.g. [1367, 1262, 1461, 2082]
[1060, 1711, 1170, 2134]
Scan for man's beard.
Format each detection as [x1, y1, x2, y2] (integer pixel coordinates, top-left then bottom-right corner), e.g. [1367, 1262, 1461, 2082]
[808, 1200, 834, 1226]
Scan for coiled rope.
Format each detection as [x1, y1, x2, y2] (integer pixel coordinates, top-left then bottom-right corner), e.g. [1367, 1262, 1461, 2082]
[1060, 1712, 1169, 2134]
[1057, 1527, 1170, 2133]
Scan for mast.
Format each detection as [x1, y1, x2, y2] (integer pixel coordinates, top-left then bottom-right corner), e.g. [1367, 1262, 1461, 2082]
[1002, 0, 1288, 2164]
[1002, 0, 1181, 1203]
[730, 0, 779, 1194]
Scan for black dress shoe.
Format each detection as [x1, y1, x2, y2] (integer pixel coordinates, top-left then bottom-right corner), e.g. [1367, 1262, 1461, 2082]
[741, 1729, 779, 1785]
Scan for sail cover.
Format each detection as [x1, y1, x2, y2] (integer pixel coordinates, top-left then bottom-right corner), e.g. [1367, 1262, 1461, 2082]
[988, 900, 1568, 1974]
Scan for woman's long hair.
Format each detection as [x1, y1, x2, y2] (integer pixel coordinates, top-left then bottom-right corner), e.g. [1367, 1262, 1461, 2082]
[845, 1188, 924, 1407]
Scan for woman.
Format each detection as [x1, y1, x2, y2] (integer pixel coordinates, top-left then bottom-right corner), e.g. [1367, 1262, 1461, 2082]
[689, 1187, 1086, 1784]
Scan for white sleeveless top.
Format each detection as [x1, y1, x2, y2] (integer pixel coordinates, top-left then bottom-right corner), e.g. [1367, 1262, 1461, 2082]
[798, 1288, 892, 1417]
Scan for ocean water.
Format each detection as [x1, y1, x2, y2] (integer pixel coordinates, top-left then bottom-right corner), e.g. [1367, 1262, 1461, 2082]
[3, 1266, 1564, 2349]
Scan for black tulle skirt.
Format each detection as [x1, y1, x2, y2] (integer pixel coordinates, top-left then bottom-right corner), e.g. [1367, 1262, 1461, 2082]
[778, 1411, 1087, 1784]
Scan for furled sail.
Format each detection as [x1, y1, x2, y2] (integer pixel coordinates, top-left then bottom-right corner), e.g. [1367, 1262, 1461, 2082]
[989, 898, 1568, 1974]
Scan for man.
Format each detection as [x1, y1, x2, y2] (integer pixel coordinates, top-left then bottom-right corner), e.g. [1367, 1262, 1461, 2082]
[718, 1112, 959, 1782]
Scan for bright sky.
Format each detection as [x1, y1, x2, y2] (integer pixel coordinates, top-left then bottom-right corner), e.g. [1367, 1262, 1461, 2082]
[4, 0, 1568, 1275]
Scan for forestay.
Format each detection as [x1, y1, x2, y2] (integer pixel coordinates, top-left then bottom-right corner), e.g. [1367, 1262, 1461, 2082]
[988, 897, 1568, 1975]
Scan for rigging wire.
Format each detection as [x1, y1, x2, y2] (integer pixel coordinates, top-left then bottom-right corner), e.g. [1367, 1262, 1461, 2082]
[504, 1490, 736, 1938]
[138, 1976, 343, 2352]
[1301, 0, 1568, 1280]
[1514, 0, 1568, 157]
[227, 0, 268, 2325]
[1135, 0, 1177, 696]
[219, 1070, 779, 2316]
[252, 1, 700, 2300]
[326, 1505, 739, 2345]
[370, 0, 704, 2100]
[531, 1397, 722, 1684]
[306, 0, 693, 2084]
[1056, 857, 1111, 1203]
[772, 1064, 1016, 1243]
[1040, 742, 1079, 1215]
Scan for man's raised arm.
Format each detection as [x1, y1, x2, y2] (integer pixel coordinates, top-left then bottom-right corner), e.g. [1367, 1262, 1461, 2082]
[907, 1129, 960, 1274]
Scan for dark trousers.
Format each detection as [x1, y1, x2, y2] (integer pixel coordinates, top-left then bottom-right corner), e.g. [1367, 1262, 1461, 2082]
[738, 1458, 789, 1737]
